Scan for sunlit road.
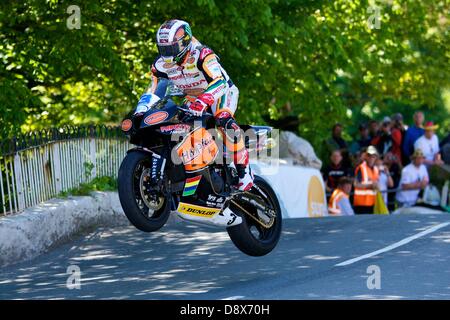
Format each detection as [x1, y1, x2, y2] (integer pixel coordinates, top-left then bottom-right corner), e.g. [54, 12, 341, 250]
[1, 213, 450, 300]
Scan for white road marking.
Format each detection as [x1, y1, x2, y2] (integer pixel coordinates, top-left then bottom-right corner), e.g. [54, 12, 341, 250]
[221, 295, 245, 300]
[335, 222, 450, 267]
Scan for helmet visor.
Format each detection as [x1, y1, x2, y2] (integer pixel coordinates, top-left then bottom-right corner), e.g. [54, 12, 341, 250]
[157, 39, 184, 58]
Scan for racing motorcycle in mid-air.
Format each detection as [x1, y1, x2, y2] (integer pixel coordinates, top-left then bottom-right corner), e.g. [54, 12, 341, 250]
[118, 93, 282, 256]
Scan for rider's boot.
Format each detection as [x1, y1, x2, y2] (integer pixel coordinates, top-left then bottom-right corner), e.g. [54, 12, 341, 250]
[216, 111, 254, 191]
[234, 149, 254, 191]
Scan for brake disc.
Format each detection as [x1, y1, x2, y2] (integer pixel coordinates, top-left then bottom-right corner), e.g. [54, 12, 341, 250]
[139, 168, 164, 211]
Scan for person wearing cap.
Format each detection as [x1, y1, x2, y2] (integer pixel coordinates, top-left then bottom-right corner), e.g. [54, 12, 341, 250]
[414, 121, 444, 166]
[328, 177, 354, 216]
[396, 148, 429, 207]
[403, 111, 425, 161]
[353, 146, 380, 214]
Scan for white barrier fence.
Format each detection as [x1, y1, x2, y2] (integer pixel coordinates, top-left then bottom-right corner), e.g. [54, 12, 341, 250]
[0, 127, 130, 216]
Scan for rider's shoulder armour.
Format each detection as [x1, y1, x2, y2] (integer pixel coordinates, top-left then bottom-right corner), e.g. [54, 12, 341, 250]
[151, 56, 169, 79]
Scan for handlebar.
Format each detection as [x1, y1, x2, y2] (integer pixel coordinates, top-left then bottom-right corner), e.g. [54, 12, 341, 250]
[177, 105, 214, 118]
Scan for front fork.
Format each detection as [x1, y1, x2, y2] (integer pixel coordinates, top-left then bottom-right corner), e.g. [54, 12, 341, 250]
[129, 147, 175, 209]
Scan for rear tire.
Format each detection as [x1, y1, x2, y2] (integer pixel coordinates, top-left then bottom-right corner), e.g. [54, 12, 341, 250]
[118, 151, 170, 232]
[227, 175, 282, 256]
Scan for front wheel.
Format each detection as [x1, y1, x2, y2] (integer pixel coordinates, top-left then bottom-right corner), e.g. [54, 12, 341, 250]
[227, 175, 282, 256]
[118, 151, 170, 232]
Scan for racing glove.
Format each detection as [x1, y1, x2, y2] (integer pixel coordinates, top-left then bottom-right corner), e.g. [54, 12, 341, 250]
[188, 93, 214, 116]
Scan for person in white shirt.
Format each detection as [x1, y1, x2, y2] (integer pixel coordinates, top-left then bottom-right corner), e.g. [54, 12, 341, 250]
[396, 149, 429, 207]
[414, 121, 444, 166]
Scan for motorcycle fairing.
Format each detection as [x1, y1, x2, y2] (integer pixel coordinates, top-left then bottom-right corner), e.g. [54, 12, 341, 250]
[139, 100, 179, 130]
[176, 201, 241, 227]
[175, 127, 218, 172]
[182, 175, 202, 197]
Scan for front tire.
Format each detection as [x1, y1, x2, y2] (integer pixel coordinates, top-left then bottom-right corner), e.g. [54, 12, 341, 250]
[227, 175, 282, 256]
[118, 151, 170, 232]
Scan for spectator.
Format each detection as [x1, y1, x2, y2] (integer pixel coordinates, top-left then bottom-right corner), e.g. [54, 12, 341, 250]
[325, 123, 348, 154]
[368, 119, 380, 139]
[383, 151, 403, 211]
[376, 157, 394, 207]
[328, 177, 354, 216]
[403, 111, 425, 161]
[353, 146, 380, 214]
[396, 149, 429, 207]
[372, 117, 393, 156]
[323, 149, 352, 193]
[350, 123, 372, 156]
[440, 132, 450, 164]
[414, 121, 444, 166]
[440, 132, 450, 149]
[391, 113, 405, 164]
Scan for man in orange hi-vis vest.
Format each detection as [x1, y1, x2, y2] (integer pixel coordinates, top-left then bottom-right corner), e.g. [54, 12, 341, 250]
[353, 146, 380, 214]
[328, 177, 354, 215]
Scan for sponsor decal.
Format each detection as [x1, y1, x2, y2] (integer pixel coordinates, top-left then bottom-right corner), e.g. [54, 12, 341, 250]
[184, 72, 200, 78]
[168, 73, 200, 81]
[181, 135, 214, 164]
[217, 111, 231, 118]
[205, 58, 219, 67]
[143, 111, 169, 125]
[177, 80, 207, 89]
[177, 202, 220, 218]
[160, 20, 176, 30]
[183, 88, 206, 96]
[163, 62, 177, 69]
[160, 124, 191, 134]
[200, 47, 213, 60]
[211, 85, 225, 96]
[182, 175, 202, 196]
[121, 119, 132, 131]
[159, 33, 169, 38]
[307, 175, 327, 217]
[198, 93, 214, 106]
[169, 74, 185, 81]
[187, 56, 195, 64]
[206, 194, 226, 208]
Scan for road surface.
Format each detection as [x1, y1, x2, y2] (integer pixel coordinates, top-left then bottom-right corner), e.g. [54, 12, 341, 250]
[1, 213, 449, 299]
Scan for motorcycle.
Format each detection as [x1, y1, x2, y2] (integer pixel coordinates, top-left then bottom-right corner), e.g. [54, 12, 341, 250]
[118, 93, 282, 256]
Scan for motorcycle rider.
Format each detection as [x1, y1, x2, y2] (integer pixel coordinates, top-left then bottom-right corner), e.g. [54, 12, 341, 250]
[134, 19, 253, 191]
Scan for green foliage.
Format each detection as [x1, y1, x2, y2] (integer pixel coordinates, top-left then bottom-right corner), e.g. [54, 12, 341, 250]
[59, 175, 118, 197]
[83, 161, 95, 180]
[1, 0, 449, 155]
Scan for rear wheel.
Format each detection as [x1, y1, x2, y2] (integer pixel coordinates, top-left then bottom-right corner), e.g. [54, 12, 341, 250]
[118, 151, 170, 232]
[227, 175, 282, 256]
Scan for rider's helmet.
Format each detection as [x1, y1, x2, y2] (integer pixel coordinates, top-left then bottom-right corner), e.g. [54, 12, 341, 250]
[156, 19, 193, 64]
